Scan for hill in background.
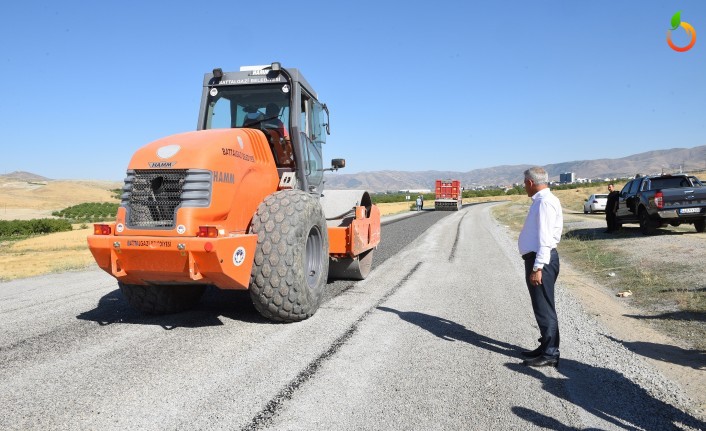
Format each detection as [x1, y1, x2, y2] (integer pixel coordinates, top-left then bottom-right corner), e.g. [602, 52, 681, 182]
[0, 171, 52, 182]
[0, 173, 120, 220]
[325, 144, 706, 192]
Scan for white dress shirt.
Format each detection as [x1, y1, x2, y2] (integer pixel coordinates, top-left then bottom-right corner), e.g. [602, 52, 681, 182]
[518, 187, 563, 267]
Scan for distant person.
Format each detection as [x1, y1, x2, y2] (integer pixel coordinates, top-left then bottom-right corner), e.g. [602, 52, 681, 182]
[518, 166, 563, 368]
[420, 195, 424, 210]
[605, 183, 620, 233]
[416, 196, 422, 211]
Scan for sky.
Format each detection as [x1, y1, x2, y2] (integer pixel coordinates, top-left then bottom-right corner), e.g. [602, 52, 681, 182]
[1, 1, 705, 181]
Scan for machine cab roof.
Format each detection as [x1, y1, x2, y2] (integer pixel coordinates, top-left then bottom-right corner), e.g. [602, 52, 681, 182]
[197, 63, 330, 194]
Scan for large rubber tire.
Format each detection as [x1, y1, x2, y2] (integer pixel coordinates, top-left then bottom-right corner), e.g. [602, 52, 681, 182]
[639, 209, 658, 235]
[249, 190, 329, 322]
[694, 219, 706, 233]
[118, 282, 206, 314]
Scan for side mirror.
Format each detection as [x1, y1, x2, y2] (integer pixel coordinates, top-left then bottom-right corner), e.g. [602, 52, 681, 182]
[331, 158, 345, 169]
[324, 158, 345, 172]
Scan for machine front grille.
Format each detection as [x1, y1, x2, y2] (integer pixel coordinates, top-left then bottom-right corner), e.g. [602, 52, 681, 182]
[121, 169, 212, 229]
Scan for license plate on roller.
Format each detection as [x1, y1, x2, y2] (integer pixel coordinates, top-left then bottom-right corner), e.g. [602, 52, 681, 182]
[679, 208, 700, 214]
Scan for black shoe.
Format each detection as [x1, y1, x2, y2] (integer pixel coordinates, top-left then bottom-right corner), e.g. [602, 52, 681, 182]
[523, 355, 559, 368]
[520, 347, 543, 358]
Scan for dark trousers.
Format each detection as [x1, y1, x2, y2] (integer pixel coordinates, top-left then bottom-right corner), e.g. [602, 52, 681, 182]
[523, 249, 560, 358]
[606, 211, 618, 231]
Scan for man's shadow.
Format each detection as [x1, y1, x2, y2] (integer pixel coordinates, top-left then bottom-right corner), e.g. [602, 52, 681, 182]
[511, 406, 603, 431]
[602, 334, 706, 370]
[76, 287, 269, 329]
[377, 306, 523, 358]
[506, 358, 706, 430]
[564, 227, 687, 241]
[378, 307, 706, 430]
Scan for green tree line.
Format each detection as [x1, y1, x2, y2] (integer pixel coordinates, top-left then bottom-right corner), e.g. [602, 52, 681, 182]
[0, 219, 73, 238]
[52, 202, 119, 222]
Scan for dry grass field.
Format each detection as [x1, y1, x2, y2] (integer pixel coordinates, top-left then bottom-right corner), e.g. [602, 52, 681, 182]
[0, 226, 96, 280]
[0, 177, 121, 280]
[0, 178, 121, 220]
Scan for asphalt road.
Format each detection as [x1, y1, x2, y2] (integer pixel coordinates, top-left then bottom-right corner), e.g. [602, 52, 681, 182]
[1, 203, 703, 430]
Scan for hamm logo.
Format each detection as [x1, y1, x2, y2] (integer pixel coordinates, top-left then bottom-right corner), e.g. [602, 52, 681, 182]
[149, 161, 176, 168]
[214, 171, 235, 184]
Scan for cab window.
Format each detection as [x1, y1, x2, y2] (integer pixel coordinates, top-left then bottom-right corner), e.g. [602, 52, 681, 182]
[204, 85, 290, 131]
[312, 101, 327, 145]
[300, 92, 324, 189]
[209, 97, 233, 129]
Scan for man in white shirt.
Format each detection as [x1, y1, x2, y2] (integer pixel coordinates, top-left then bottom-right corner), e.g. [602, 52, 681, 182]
[517, 167, 563, 367]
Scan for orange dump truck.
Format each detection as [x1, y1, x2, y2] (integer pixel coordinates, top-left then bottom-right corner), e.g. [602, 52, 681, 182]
[434, 179, 463, 211]
[87, 63, 380, 322]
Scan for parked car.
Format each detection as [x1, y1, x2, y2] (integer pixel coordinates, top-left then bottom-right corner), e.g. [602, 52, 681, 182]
[615, 174, 706, 234]
[583, 194, 608, 213]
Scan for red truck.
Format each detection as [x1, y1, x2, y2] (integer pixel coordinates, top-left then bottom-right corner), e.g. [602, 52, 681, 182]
[435, 179, 463, 211]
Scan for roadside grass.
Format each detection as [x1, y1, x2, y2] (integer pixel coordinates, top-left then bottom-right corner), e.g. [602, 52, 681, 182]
[492, 200, 706, 351]
[561, 230, 705, 350]
[0, 247, 96, 281]
[0, 227, 95, 281]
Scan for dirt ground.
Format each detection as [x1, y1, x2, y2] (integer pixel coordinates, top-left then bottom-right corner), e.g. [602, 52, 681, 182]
[561, 257, 706, 414]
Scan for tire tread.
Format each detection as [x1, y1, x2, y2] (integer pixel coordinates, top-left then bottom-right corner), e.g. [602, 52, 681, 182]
[249, 190, 328, 322]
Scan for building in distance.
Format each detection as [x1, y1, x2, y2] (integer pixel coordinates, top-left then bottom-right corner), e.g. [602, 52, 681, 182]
[559, 172, 576, 184]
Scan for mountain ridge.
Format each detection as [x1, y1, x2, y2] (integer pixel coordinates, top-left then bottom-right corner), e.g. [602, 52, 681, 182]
[4, 145, 706, 193]
[324, 145, 706, 192]
[0, 171, 52, 182]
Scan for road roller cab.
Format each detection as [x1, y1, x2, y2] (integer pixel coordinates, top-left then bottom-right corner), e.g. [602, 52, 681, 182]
[87, 62, 381, 322]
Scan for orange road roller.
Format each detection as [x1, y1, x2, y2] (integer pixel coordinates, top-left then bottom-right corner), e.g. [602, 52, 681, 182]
[88, 63, 380, 322]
